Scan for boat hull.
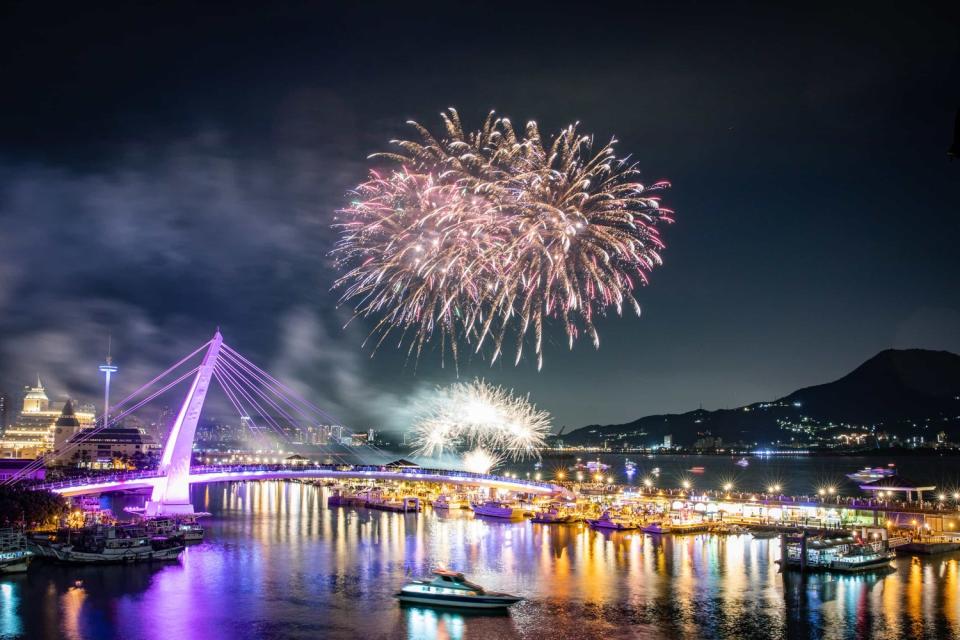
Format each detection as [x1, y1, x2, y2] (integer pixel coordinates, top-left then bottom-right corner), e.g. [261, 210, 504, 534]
[396, 592, 521, 609]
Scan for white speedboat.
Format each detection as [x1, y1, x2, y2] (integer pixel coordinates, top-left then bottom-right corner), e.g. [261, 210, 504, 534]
[735, 458, 749, 467]
[396, 569, 522, 609]
[471, 501, 526, 520]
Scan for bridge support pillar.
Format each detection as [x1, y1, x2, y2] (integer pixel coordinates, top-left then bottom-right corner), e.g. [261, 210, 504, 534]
[144, 331, 223, 517]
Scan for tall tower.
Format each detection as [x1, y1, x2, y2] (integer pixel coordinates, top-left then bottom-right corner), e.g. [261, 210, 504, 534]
[99, 336, 118, 428]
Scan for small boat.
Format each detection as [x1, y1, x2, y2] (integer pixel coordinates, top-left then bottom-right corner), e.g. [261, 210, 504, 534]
[750, 530, 780, 539]
[0, 528, 34, 573]
[688, 466, 706, 474]
[531, 505, 577, 524]
[533, 461, 543, 471]
[432, 495, 452, 510]
[735, 458, 749, 468]
[845, 465, 896, 483]
[396, 569, 522, 609]
[586, 511, 636, 531]
[651, 467, 660, 476]
[830, 549, 897, 572]
[624, 460, 637, 474]
[642, 521, 673, 534]
[471, 501, 527, 520]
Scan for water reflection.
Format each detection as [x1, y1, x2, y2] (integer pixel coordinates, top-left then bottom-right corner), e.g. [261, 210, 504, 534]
[2, 481, 959, 639]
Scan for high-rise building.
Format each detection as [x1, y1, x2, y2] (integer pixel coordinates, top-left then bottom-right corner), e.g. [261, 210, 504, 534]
[0, 392, 9, 433]
[663, 434, 673, 449]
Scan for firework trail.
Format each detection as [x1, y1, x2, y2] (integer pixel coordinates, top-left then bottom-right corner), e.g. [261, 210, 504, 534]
[409, 378, 550, 464]
[333, 108, 674, 369]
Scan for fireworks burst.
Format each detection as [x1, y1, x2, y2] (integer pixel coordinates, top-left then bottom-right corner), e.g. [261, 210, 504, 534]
[461, 448, 503, 474]
[333, 108, 674, 369]
[409, 378, 551, 463]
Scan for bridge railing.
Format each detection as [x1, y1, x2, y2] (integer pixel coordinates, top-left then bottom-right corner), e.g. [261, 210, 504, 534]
[33, 463, 560, 493]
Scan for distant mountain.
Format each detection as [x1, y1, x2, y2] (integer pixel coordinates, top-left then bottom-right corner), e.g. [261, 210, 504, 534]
[563, 349, 960, 448]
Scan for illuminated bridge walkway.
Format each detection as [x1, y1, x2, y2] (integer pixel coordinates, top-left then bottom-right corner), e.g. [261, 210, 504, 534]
[11, 330, 569, 511]
[33, 464, 567, 499]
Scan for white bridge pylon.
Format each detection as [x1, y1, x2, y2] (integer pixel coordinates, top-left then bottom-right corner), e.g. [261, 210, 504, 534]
[144, 330, 223, 516]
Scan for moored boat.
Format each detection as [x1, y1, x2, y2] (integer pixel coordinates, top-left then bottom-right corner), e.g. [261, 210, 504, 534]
[471, 501, 527, 520]
[531, 505, 578, 524]
[396, 569, 522, 609]
[0, 528, 34, 573]
[642, 521, 673, 534]
[40, 525, 184, 564]
[587, 510, 637, 531]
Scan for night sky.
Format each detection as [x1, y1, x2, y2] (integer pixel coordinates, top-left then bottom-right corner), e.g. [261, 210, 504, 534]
[1, 2, 958, 433]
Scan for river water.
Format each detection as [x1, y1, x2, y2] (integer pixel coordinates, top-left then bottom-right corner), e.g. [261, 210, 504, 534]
[2, 456, 960, 639]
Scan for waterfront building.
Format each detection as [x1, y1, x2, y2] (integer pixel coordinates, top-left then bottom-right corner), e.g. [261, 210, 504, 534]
[64, 424, 161, 469]
[663, 434, 673, 448]
[0, 378, 95, 459]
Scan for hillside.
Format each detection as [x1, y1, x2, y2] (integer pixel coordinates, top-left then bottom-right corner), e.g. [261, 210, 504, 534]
[564, 349, 960, 448]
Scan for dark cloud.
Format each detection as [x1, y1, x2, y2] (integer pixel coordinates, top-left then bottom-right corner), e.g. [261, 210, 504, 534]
[1, 2, 958, 433]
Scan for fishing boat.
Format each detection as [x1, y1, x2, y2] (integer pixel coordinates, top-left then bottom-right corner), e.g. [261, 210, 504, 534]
[642, 521, 673, 534]
[471, 501, 527, 520]
[735, 458, 750, 468]
[40, 525, 184, 564]
[586, 510, 637, 531]
[845, 465, 896, 483]
[396, 569, 522, 609]
[0, 529, 34, 573]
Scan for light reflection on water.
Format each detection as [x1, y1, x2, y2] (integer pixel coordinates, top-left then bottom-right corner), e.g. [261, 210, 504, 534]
[1, 481, 958, 640]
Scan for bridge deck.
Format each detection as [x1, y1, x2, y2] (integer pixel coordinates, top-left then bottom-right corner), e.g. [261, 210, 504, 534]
[33, 464, 569, 498]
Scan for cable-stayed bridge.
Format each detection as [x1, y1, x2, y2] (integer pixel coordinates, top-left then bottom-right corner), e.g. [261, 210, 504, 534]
[7, 331, 564, 508]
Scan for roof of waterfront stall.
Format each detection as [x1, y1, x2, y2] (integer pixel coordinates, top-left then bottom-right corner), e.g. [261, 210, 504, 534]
[858, 474, 935, 491]
[385, 459, 420, 468]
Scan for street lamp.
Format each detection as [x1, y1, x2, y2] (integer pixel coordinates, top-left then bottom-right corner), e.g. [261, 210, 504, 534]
[723, 483, 733, 492]
[682, 480, 691, 490]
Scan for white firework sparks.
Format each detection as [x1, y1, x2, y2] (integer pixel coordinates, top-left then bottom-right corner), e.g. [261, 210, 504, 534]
[461, 448, 503, 474]
[409, 378, 551, 462]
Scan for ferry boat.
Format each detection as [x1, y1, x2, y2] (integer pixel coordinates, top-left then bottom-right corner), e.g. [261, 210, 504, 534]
[470, 501, 527, 520]
[586, 511, 637, 531]
[779, 528, 896, 573]
[396, 569, 522, 609]
[845, 465, 896, 483]
[38, 525, 184, 564]
[0, 529, 34, 574]
[624, 459, 637, 474]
